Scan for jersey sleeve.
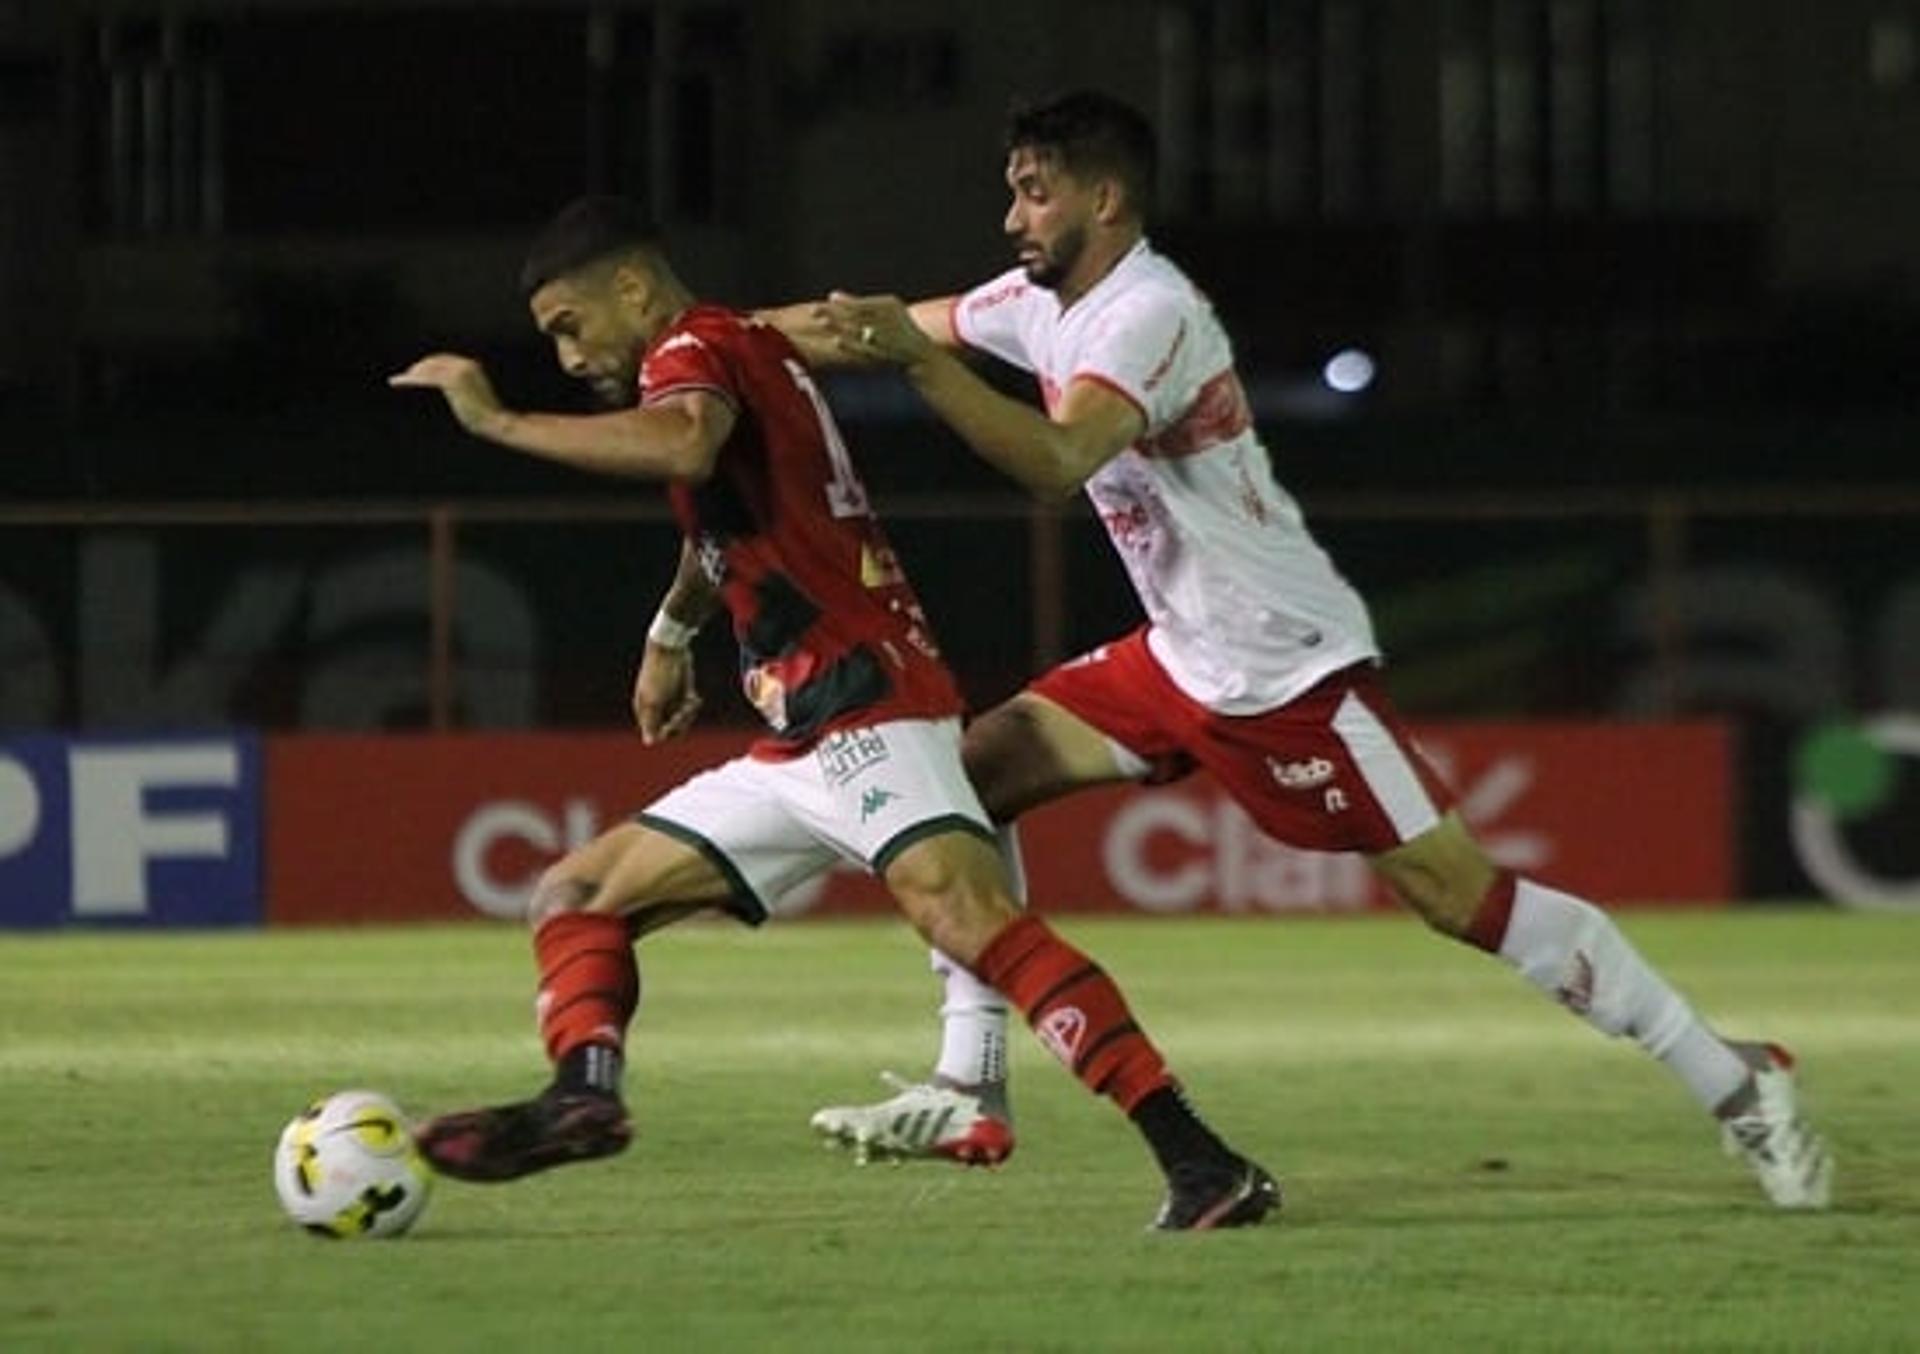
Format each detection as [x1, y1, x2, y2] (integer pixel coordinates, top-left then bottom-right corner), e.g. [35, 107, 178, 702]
[1066, 284, 1195, 435]
[640, 326, 741, 410]
[950, 268, 1039, 373]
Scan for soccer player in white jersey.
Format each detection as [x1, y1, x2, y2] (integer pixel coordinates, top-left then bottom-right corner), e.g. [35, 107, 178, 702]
[788, 90, 1831, 1209]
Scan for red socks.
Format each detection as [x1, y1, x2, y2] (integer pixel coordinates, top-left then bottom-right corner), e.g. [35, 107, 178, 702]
[534, 912, 639, 1063]
[974, 915, 1172, 1112]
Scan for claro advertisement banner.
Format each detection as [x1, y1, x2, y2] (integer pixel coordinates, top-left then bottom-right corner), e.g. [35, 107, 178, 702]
[264, 723, 1733, 925]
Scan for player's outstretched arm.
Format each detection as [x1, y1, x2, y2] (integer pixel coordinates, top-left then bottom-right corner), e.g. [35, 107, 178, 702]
[389, 354, 733, 482]
[821, 293, 1141, 500]
[756, 296, 960, 369]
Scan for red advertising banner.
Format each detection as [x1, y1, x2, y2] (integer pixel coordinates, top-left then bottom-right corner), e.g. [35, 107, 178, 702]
[266, 732, 749, 924]
[264, 722, 1732, 925]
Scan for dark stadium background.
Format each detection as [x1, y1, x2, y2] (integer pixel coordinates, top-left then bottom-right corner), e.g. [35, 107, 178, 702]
[3, 0, 1918, 902]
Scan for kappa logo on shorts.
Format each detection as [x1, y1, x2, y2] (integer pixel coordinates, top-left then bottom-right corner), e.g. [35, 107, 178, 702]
[815, 727, 891, 786]
[859, 786, 900, 822]
[1268, 756, 1335, 790]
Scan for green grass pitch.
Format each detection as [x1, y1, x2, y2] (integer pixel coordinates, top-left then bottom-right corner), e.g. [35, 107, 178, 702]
[2, 910, 1916, 1352]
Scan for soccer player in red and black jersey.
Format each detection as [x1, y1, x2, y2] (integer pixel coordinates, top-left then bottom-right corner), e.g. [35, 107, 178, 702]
[389, 197, 1277, 1230]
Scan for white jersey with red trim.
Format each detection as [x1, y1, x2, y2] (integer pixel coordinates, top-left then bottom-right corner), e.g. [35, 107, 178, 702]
[952, 240, 1378, 713]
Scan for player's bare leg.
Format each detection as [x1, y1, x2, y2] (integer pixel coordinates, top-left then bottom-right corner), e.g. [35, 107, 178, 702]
[416, 824, 733, 1183]
[812, 695, 1132, 1166]
[1374, 813, 1832, 1208]
[877, 826, 1277, 1230]
[810, 822, 1018, 1164]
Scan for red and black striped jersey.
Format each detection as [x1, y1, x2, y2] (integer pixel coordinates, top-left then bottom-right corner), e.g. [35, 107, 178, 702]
[640, 304, 962, 756]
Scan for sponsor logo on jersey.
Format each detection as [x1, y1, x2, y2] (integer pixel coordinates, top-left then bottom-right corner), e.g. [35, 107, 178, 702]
[858, 786, 900, 822]
[901, 616, 941, 660]
[816, 726, 891, 786]
[1236, 458, 1271, 525]
[1323, 787, 1349, 814]
[744, 664, 789, 731]
[1037, 1006, 1087, 1064]
[967, 279, 1029, 314]
[1100, 501, 1154, 550]
[655, 332, 707, 355]
[1142, 318, 1189, 392]
[1140, 368, 1252, 459]
[694, 533, 727, 585]
[860, 543, 905, 588]
[1268, 756, 1336, 790]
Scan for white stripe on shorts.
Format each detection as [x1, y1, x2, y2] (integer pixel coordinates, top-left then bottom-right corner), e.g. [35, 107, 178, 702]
[1330, 689, 1440, 843]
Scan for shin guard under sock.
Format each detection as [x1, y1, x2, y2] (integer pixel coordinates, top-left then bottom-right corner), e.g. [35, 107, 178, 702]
[973, 915, 1171, 1112]
[534, 912, 639, 1073]
[928, 823, 1023, 1089]
[1465, 872, 1748, 1111]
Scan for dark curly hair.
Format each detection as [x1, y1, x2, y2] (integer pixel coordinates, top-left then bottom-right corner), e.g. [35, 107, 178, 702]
[1005, 90, 1157, 221]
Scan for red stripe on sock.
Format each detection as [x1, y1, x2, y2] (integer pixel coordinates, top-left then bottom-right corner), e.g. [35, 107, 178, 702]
[534, 912, 638, 1063]
[1464, 870, 1518, 954]
[975, 916, 1172, 1113]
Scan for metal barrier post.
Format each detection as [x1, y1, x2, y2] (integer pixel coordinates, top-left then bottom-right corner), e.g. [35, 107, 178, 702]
[428, 505, 456, 731]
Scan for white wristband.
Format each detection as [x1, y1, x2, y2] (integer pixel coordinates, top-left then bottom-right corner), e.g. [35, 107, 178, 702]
[647, 609, 699, 650]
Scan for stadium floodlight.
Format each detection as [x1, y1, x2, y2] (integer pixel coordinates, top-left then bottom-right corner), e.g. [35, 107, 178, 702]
[1323, 347, 1377, 394]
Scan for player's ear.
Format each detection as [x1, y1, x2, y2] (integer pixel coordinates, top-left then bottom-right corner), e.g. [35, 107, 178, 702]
[1092, 177, 1124, 226]
[610, 262, 654, 316]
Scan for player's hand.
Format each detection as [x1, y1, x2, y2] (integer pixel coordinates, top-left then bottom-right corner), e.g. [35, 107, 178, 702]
[388, 354, 508, 437]
[819, 292, 934, 368]
[632, 643, 702, 744]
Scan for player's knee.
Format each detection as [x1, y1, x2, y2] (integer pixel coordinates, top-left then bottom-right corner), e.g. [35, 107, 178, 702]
[526, 867, 592, 927]
[1374, 816, 1497, 938]
[1406, 882, 1480, 938]
[1374, 853, 1480, 936]
[960, 704, 1036, 820]
[886, 849, 1016, 963]
[924, 899, 1017, 968]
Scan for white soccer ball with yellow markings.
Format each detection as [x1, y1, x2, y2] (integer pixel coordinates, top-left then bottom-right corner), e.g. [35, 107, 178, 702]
[273, 1090, 433, 1239]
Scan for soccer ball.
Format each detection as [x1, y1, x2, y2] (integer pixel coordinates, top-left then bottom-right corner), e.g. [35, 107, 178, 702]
[273, 1090, 433, 1239]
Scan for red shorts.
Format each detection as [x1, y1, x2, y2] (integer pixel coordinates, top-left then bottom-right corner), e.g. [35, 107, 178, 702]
[1028, 629, 1455, 855]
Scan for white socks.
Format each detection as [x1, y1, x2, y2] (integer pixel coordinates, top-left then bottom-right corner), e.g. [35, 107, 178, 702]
[932, 954, 1009, 1088]
[925, 839, 1749, 1115]
[930, 824, 1020, 1089]
[1494, 877, 1750, 1112]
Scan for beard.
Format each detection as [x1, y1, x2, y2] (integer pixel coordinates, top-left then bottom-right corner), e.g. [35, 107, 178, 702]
[1019, 223, 1087, 291]
[586, 365, 637, 409]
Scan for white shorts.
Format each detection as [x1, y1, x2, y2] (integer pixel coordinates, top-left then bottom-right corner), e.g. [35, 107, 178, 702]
[636, 717, 992, 924]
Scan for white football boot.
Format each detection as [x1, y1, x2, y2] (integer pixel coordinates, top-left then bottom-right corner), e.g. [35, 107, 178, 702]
[809, 1072, 1015, 1166]
[1719, 1043, 1833, 1209]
